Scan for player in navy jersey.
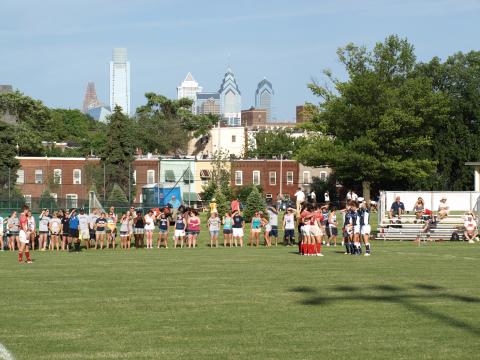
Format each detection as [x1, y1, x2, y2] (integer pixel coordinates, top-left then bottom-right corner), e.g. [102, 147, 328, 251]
[350, 202, 361, 255]
[342, 203, 352, 254]
[359, 202, 372, 256]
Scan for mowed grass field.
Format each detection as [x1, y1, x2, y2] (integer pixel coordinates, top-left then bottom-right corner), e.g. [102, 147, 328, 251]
[1, 223, 480, 359]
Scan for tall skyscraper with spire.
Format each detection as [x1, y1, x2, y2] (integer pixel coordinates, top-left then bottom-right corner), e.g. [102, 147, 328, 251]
[82, 82, 101, 113]
[109, 48, 130, 114]
[177, 72, 203, 114]
[255, 78, 274, 122]
[218, 67, 241, 126]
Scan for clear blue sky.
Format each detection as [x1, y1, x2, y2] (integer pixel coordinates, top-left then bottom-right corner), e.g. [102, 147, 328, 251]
[1, 0, 479, 120]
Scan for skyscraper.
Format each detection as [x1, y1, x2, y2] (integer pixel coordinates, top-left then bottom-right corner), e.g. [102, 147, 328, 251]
[218, 67, 241, 126]
[82, 82, 101, 113]
[177, 72, 203, 114]
[109, 48, 130, 114]
[255, 78, 274, 122]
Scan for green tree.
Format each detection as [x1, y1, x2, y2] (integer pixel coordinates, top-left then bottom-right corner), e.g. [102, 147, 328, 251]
[0, 121, 21, 201]
[135, 93, 218, 155]
[247, 129, 307, 159]
[414, 51, 480, 190]
[202, 150, 233, 201]
[212, 188, 229, 217]
[234, 184, 264, 205]
[108, 183, 129, 207]
[39, 189, 58, 209]
[102, 106, 136, 200]
[296, 35, 450, 200]
[243, 186, 266, 221]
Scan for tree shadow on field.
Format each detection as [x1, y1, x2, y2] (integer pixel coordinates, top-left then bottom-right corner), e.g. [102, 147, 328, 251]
[290, 283, 480, 336]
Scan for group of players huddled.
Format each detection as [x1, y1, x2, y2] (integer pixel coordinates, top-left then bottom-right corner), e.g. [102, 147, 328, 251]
[1, 198, 373, 263]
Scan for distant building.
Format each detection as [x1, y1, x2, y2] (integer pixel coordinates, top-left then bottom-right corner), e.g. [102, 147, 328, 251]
[177, 72, 202, 114]
[82, 82, 102, 113]
[87, 105, 112, 123]
[255, 78, 274, 122]
[241, 107, 267, 127]
[0, 85, 18, 125]
[110, 48, 130, 115]
[296, 105, 312, 123]
[218, 67, 241, 126]
[196, 92, 221, 115]
[187, 126, 245, 158]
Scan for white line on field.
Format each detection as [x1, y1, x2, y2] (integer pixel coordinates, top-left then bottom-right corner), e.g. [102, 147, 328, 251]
[374, 249, 476, 260]
[0, 343, 15, 360]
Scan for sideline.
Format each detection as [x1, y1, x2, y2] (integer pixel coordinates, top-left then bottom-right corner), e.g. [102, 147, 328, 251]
[0, 343, 15, 360]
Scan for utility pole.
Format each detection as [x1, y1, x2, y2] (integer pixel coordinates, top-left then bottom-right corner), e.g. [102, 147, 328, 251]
[279, 153, 283, 198]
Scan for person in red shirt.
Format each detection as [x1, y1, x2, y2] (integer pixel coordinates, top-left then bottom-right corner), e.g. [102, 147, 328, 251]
[18, 205, 32, 263]
[309, 205, 324, 256]
[231, 198, 240, 213]
[299, 205, 313, 255]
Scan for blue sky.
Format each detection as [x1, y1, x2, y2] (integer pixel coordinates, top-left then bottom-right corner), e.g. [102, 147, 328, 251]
[1, 0, 479, 120]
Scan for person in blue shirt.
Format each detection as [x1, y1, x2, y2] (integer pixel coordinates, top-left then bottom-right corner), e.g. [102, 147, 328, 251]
[389, 196, 405, 221]
[68, 209, 80, 252]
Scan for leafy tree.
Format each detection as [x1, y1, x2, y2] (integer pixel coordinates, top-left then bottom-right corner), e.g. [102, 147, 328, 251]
[0, 121, 21, 200]
[101, 106, 136, 200]
[414, 51, 480, 190]
[202, 150, 233, 201]
[310, 176, 338, 204]
[39, 189, 57, 209]
[212, 188, 229, 217]
[243, 186, 266, 221]
[234, 184, 264, 205]
[107, 183, 129, 207]
[296, 35, 450, 200]
[135, 93, 218, 155]
[247, 129, 307, 159]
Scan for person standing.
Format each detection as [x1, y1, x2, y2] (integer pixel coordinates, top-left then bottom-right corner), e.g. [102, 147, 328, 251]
[89, 208, 99, 248]
[157, 212, 169, 248]
[61, 209, 71, 251]
[7, 211, 19, 251]
[232, 210, 245, 247]
[106, 208, 117, 250]
[174, 214, 186, 248]
[27, 211, 36, 251]
[49, 211, 62, 251]
[144, 210, 155, 249]
[328, 207, 338, 247]
[18, 205, 33, 263]
[95, 212, 107, 250]
[231, 197, 240, 214]
[283, 208, 296, 246]
[208, 212, 221, 248]
[78, 208, 90, 250]
[69, 209, 80, 252]
[310, 190, 316, 205]
[133, 211, 145, 249]
[119, 212, 130, 249]
[250, 212, 262, 247]
[222, 212, 233, 247]
[266, 206, 279, 246]
[38, 209, 50, 251]
[187, 210, 201, 248]
[324, 191, 330, 203]
[294, 187, 306, 214]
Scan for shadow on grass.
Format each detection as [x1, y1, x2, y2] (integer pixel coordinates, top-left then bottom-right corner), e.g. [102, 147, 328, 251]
[290, 283, 480, 336]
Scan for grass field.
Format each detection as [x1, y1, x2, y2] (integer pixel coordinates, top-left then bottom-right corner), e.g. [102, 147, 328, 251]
[1, 230, 480, 359]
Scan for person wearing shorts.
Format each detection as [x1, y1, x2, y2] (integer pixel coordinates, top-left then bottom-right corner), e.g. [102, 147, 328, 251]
[359, 202, 372, 256]
[328, 207, 338, 247]
[106, 210, 117, 250]
[77, 208, 90, 251]
[133, 211, 145, 249]
[7, 211, 20, 251]
[89, 209, 99, 244]
[68, 209, 80, 251]
[309, 206, 324, 256]
[208, 212, 221, 248]
[119, 212, 131, 249]
[187, 210, 201, 248]
[95, 213, 107, 250]
[174, 215, 186, 248]
[222, 213, 233, 247]
[49, 211, 62, 251]
[144, 210, 156, 249]
[250, 212, 262, 247]
[18, 205, 33, 263]
[299, 205, 313, 255]
[283, 208, 296, 246]
[38, 209, 50, 251]
[266, 206, 279, 246]
[157, 212, 169, 248]
[232, 211, 245, 247]
[61, 210, 71, 251]
[27, 211, 36, 250]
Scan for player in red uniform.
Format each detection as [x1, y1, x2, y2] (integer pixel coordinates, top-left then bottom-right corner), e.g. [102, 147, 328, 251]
[18, 205, 32, 263]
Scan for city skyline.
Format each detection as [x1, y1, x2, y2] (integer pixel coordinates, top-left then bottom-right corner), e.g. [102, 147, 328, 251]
[1, 0, 479, 120]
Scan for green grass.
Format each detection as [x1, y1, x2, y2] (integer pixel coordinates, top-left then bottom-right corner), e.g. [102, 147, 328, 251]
[1, 228, 480, 359]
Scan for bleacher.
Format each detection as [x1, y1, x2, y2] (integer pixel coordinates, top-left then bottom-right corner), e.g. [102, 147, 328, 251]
[378, 214, 466, 241]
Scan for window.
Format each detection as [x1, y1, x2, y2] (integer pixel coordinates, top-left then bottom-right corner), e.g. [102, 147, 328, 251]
[73, 169, 82, 185]
[165, 170, 175, 182]
[286, 171, 294, 185]
[66, 194, 78, 208]
[147, 170, 155, 185]
[53, 169, 62, 184]
[320, 171, 327, 181]
[252, 170, 261, 185]
[265, 193, 273, 199]
[269, 171, 276, 185]
[16, 169, 24, 184]
[132, 170, 137, 185]
[35, 169, 43, 184]
[24, 195, 32, 207]
[303, 171, 311, 185]
[235, 171, 243, 186]
[232, 135, 236, 143]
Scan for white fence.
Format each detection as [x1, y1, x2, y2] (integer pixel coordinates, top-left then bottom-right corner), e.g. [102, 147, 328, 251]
[378, 191, 480, 223]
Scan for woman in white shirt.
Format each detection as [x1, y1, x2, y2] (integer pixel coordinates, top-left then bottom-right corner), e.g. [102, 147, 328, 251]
[144, 210, 156, 249]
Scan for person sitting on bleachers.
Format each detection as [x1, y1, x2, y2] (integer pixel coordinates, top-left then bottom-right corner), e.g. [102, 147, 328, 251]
[413, 197, 425, 221]
[463, 213, 478, 244]
[389, 196, 405, 223]
[438, 196, 449, 220]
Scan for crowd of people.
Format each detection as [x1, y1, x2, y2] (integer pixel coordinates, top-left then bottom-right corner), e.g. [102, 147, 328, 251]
[0, 191, 375, 263]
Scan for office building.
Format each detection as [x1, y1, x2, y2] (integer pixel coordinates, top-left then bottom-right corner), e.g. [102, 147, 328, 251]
[196, 92, 221, 115]
[218, 67, 241, 126]
[177, 72, 202, 114]
[82, 82, 101, 113]
[241, 107, 267, 127]
[109, 48, 130, 114]
[255, 78, 274, 122]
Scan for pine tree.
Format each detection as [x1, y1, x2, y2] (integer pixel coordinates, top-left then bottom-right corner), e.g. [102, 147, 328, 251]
[244, 186, 266, 221]
[102, 106, 136, 201]
[108, 183, 129, 207]
[213, 188, 229, 217]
